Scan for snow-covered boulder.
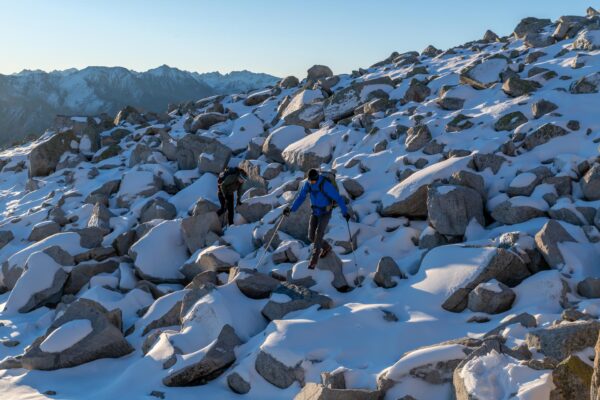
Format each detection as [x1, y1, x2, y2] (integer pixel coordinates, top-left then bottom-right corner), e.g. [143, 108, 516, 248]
[4, 251, 67, 314]
[262, 125, 306, 163]
[573, 29, 600, 50]
[526, 320, 600, 361]
[139, 197, 177, 223]
[64, 260, 120, 295]
[494, 111, 528, 131]
[115, 170, 162, 208]
[459, 57, 507, 89]
[534, 220, 576, 268]
[180, 213, 222, 254]
[282, 126, 339, 171]
[28, 130, 78, 177]
[175, 133, 231, 170]
[373, 256, 405, 289]
[323, 77, 393, 121]
[307, 65, 333, 82]
[187, 245, 240, 275]
[129, 220, 188, 283]
[17, 298, 133, 370]
[163, 324, 242, 387]
[405, 124, 432, 152]
[28, 220, 61, 242]
[491, 197, 547, 225]
[261, 282, 333, 321]
[219, 112, 264, 153]
[189, 112, 228, 133]
[582, 164, 600, 201]
[427, 184, 484, 236]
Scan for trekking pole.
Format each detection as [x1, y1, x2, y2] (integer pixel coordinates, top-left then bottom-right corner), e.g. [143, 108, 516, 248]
[255, 213, 286, 271]
[346, 219, 363, 287]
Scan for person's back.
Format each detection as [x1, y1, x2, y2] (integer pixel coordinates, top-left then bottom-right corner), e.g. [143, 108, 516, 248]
[216, 167, 247, 226]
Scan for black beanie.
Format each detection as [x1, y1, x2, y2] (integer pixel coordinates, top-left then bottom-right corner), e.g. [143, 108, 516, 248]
[308, 169, 319, 181]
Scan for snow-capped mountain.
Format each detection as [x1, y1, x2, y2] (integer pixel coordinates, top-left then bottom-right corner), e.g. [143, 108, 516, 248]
[1, 7, 600, 400]
[0, 66, 278, 147]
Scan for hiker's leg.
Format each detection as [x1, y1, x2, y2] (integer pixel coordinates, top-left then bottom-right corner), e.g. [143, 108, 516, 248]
[316, 212, 331, 252]
[308, 214, 320, 267]
[226, 193, 234, 225]
[217, 190, 227, 216]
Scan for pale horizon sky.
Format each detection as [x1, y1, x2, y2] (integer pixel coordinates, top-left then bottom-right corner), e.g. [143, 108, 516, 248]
[0, 0, 595, 78]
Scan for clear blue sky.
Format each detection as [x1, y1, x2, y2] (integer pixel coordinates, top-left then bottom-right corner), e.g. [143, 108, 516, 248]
[0, 0, 594, 77]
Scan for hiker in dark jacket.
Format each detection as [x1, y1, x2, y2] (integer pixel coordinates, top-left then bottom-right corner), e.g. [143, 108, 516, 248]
[217, 167, 247, 226]
[284, 169, 350, 269]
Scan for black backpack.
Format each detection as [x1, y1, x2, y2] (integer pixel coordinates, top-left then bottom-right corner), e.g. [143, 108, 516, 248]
[310, 170, 339, 208]
[218, 167, 241, 185]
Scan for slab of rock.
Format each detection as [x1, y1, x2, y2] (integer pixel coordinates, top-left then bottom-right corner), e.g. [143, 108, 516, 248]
[405, 124, 431, 152]
[513, 17, 552, 38]
[64, 260, 119, 295]
[294, 383, 382, 400]
[467, 281, 516, 314]
[494, 111, 528, 131]
[324, 77, 393, 121]
[0, 230, 14, 250]
[175, 134, 231, 170]
[189, 112, 228, 133]
[403, 79, 431, 103]
[502, 77, 541, 97]
[521, 123, 568, 150]
[280, 199, 311, 243]
[263, 125, 307, 163]
[261, 282, 333, 321]
[317, 252, 351, 292]
[534, 220, 576, 268]
[373, 257, 405, 289]
[28, 221, 61, 242]
[442, 248, 530, 313]
[526, 320, 600, 361]
[471, 153, 505, 174]
[427, 184, 484, 236]
[180, 213, 222, 254]
[436, 97, 465, 111]
[255, 350, 305, 389]
[227, 372, 251, 394]
[231, 268, 280, 299]
[531, 99, 558, 119]
[570, 72, 600, 94]
[18, 298, 133, 370]
[163, 325, 241, 386]
[139, 198, 177, 223]
[237, 201, 273, 224]
[582, 164, 600, 201]
[284, 103, 325, 130]
[29, 130, 77, 177]
[459, 58, 507, 89]
[282, 127, 336, 172]
[307, 65, 333, 83]
[491, 200, 546, 225]
[549, 355, 592, 400]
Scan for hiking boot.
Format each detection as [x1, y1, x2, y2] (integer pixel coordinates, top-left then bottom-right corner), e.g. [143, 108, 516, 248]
[320, 246, 331, 259]
[308, 261, 317, 270]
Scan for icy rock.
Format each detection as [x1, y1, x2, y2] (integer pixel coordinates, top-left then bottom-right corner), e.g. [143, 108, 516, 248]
[261, 282, 333, 321]
[526, 320, 600, 361]
[405, 124, 432, 152]
[180, 213, 222, 254]
[28, 221, 61, 242]
[467, 281, 516, 314]
[244, 89, 271, 106]
[17, 298, 133, 370]
[494, 111, 528, 131]
[175, 134, 231, 170]
[441, 248, 530, 313]
[550, 355, 592, 400]
[87, 202, 113, 235]
[262, 125, 306, 163]
[483, 29, 500, 42]
[189, 112, 228, 133]
[491, 199, 546, 225]
[4, 251, 68, 314]
[317, 251, 351, 292]
[324, 77, 393, 121]
[502, 76, 541, 97]
[427, 184, 484, 236]
[404, 79, 431, 103]
[163, 324, 242, 387]
[570, 72, 600, 94]
[582, 164, 600, 201]
[227, 372, 251, 394]
[139, 197, 177, 223]
[28, 130, 77, 177]
[294, 383, 382, 400]
[284, 102, 325, 130]
[64, 260, 119, 295]
[231, 268, 279, 299]
[255, 349, 305, 389]
[373, 256, 405, 289]
[0, 230, 14, 250]
[521, 123, 568, 150]
[577, 277, 600, 299]
[534, 220, 576, 268]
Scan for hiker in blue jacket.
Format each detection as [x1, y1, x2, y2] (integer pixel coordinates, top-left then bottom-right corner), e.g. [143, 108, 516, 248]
[284, 169, 350, 269]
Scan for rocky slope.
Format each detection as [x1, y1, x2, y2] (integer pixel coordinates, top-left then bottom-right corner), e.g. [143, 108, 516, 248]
[0, 66, 277, 148]
[1, 7, 600, 400]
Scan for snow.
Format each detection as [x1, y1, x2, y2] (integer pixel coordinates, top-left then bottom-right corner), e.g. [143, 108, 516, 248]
[436, 185, 457, 195]
[509, 172, 536, 188]
[479, 279, 503, 293]
[466, 58, 507, 85]
[384, 343, 467, 381]
[218, 112, 264, 152]
[40, 319, 93, 353]
[266, 125, 306, 150]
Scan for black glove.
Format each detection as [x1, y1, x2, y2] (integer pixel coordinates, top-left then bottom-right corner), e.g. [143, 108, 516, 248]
[344, 213, 351, 221]
[237, 199, 243, 206]
[283, 207, 291, 217]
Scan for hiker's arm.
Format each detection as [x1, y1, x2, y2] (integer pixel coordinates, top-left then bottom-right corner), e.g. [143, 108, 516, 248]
[290, 182, 309, 212]
[324, 180, 348, 215]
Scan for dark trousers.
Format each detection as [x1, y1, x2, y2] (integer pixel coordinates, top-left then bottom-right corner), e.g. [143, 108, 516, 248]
[217, 191, 234, 225]
[308, 212, 332, 266]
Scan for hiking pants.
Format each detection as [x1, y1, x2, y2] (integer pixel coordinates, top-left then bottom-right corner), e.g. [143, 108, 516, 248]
[308, 212, 332, 266]
[217, 190, 234, 225]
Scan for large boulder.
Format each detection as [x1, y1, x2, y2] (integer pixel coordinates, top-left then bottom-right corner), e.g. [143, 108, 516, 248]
[570, 72, 600, 94]
[467, 281, 516, 314]
[403, 79, 431, 103]
[282, 127, 337, 171]
[521, 123, 568, 150]
[513, 17, 552, 38]
[180, 213, 222, 254]
[189, 112, 228, 132]
[582, 164, 600, 201]
[494, 111, 528, 131]
[307, 65, 333, 83]
[116, 170, 162, 208]
[262, 125, 306, 163]
[176, 134, 232, 171]
[526, 320, 600, 361]
[261, 282, 333, 321]
[316, 252, 351, 292]
[550, 355, 593, 400]
[17, 298, 133, 370]
[87, 202, 113, 235]
[373, 257, 405, 289]
[323, 77, 393, 121]
[491, 199, 546, 225]
[63, 260, 120, 295]
[28, 130, 77, 177]
[279, 199, 311, 242]
[256, 349, 305, 389]
[405, 124, 432, 152]
[163, 325, 242, 387]
[502, 77, 541, 97]
[231, 268, 280, 299]
[139, 198, 177, 223]
[28, 221, 61, 242]
[534, 220, 576, 268]
[573, 29, 600, 51]
[578, 277, 600, 299]
[459, 57, 507, 89]
[427, 184, 484, 236]
[4, 251, 68, 314]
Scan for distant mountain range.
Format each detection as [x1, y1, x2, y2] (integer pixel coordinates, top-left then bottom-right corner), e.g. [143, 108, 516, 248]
[0, 65, 279, 146]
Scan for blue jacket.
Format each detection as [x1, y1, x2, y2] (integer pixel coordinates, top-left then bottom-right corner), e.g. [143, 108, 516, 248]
[291, 176, 348, 216]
